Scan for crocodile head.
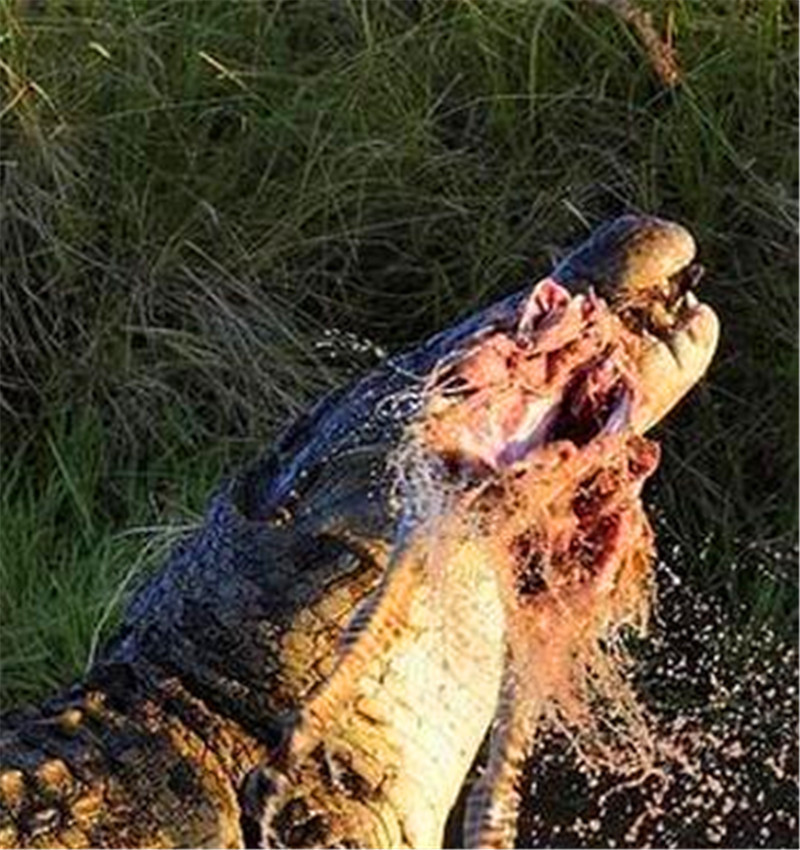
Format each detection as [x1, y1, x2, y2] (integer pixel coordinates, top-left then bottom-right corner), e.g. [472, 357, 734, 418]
[388, 216, 719, 847]
[417, 214, 717, 472]
[248, 215, 719, 849]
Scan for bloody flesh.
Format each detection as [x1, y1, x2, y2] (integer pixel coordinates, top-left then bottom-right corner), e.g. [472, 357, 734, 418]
[411, 278, 664, 757]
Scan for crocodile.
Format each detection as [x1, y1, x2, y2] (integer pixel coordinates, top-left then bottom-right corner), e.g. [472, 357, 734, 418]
[0, 215, 719, 849]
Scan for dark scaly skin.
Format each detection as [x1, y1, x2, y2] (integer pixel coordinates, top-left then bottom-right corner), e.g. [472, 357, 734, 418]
[0, 669, 260, 848]
[0, 216, 717, 849]
[0, 476, 390, 848]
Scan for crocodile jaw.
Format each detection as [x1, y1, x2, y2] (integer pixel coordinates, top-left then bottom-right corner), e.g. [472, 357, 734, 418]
[340, 537, 507, 848]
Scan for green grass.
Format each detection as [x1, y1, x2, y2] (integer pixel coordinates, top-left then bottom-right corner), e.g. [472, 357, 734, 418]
[0, 0, 796, 709]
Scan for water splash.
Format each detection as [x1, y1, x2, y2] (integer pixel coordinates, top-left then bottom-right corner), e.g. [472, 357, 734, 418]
[515, 539, 798, 848]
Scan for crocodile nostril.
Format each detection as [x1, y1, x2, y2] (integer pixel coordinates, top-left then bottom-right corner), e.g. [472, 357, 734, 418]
[669, 262, 704, 299]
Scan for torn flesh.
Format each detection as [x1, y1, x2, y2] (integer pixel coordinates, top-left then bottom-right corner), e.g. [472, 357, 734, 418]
[417, 276, 716, 475]
[412, 276, 661, 721]
[399, 276, 714, 846]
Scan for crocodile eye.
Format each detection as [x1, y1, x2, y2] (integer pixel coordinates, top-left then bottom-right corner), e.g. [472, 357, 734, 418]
[231, 454, 282, 521]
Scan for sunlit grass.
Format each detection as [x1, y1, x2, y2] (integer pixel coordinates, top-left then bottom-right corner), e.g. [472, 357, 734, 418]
[0, 0, 796, 708]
